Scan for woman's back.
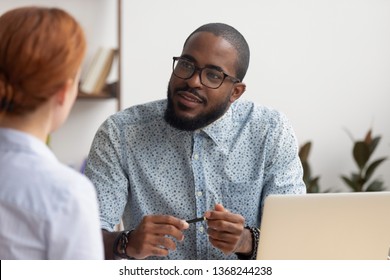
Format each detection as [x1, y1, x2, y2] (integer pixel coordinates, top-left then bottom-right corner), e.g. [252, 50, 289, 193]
[0, 128, 103, 259]
[0, 7, 103, 259]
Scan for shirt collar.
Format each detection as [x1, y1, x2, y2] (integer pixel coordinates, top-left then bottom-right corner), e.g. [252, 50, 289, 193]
[201, 104, 235, 149]
[0, 127, 57, 161]
[165, 103, 236, 150]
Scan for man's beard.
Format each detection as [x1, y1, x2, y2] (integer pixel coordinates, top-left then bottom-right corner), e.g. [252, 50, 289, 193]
[164, 85, 231, 131]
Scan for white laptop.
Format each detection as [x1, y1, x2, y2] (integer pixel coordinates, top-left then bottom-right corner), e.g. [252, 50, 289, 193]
[257, 192, 390, 260]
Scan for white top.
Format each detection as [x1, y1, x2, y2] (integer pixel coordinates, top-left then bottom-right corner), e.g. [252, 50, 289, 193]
[0, 128, 104, 259]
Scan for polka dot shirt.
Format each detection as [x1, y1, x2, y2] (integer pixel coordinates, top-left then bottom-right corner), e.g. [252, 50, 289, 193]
[85, 99, 306, 260]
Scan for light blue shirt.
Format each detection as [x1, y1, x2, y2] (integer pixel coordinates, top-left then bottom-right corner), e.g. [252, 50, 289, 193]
[0, 128, 103, 259]
[85, 99, 305, 260]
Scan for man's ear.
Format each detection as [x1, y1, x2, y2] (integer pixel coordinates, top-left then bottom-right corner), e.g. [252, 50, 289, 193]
[55, 79, 73, 105]
[229, 82, 246, 103]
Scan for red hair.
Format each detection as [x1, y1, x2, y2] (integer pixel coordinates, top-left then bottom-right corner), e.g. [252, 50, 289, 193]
[0, 6, 86, 115]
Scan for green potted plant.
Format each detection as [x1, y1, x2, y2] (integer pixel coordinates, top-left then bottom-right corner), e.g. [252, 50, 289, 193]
[299, 141, 321, 193]
[341, 129, 387, 192]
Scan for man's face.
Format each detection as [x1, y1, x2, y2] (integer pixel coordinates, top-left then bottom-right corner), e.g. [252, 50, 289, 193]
[164, 32, 244, 131]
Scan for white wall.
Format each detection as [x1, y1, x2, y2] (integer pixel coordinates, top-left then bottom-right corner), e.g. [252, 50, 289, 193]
[2, 0, 389, 191]
[122, 0, 390, 191]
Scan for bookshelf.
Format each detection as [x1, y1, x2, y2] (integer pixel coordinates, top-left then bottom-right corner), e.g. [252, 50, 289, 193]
[77, 0, 121, 112]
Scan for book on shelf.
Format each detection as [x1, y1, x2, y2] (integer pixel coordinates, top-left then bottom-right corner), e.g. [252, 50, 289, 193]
[80, 47, 116, 95]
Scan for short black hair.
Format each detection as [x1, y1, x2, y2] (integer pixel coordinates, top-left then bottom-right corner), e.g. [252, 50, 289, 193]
[183, 23, 250, 81]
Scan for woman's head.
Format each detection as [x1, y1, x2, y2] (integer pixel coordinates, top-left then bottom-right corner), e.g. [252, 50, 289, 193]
[0, 6, 86, 116]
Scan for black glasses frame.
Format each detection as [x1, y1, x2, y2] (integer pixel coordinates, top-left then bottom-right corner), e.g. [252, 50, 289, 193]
[172, 57, 240, 89]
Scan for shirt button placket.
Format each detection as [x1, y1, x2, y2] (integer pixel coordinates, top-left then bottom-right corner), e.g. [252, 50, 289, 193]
[192, 132, 207, 259]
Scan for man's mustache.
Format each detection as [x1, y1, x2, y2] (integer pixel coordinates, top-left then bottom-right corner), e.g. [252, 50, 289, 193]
[175, 86, 205, 103]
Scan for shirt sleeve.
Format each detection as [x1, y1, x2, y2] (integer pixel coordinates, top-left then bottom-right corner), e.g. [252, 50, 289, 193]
[261, 112, 306, 209]
[84, 117, 129, 231]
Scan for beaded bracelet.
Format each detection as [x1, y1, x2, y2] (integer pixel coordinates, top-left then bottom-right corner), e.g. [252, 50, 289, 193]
[113, 230, 133, 259]
[235, 226, 260, 260]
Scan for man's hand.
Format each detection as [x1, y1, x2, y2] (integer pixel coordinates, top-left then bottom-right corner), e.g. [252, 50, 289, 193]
[126, 215, 189, 259]
[205, 204, 252, 255]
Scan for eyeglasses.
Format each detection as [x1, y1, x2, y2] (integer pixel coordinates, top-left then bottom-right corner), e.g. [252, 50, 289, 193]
[172, 57, 240, 89]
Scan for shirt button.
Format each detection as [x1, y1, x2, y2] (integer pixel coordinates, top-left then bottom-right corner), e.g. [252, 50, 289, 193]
[197, 191, 203, 197]
[194, 154, 199, 160]
[199, 226, 204, 233]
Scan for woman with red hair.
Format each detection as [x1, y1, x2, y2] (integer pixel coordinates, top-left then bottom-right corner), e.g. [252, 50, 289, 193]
[0, 6, 103, 259]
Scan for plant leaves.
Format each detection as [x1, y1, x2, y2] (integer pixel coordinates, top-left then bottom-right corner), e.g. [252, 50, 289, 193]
[364, 157, 387, 182]
[307, 177, 320, 193]
[299, 142, 311, 162]
[365, 180, 385, 192]
[341, 175, 358, 191]
[353, 141, 370, 169]
[368, 136, 381, 156]
[364, 129, 372, 145]
[351, 173, 362, 184]
[301, 161, 311, 180]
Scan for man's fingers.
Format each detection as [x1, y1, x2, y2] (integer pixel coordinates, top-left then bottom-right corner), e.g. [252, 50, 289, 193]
[207, 225, 242, 241]
[205, 210, 245, 225]
[128, 214, 189, 259]
[157, 224, 186, 241]
[152, 235, 177, 251]
[208, 236, 235, 255]
[214, 203, 227, 212]
[143, 215, 189, 230]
